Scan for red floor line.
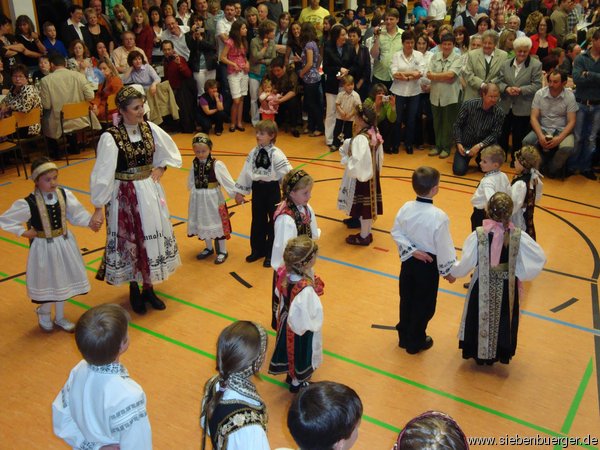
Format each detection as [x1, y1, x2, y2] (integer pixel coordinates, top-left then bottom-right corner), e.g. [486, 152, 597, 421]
[544, 206, 600, 219]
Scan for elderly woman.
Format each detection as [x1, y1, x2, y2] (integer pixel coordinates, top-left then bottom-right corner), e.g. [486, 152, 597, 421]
[249, 20, 277, 126]
[494, 36, 542, 167]
[390, 30, 426, 154]
[0, 64, 42, 137]
[426, 34, 462, 159]
[463, 30, 508, 101]
[85, 7, 114, 57]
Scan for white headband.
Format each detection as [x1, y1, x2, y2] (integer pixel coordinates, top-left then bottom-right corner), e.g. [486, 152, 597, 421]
[32, 162, 58, 181]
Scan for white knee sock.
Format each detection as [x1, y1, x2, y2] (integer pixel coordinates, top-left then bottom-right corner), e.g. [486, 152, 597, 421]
[360, 218, 373, 238]
[205, 239, 213, 251]
[38, 303, 52, 314]
[54, 301, 65, 320]
[217, 240, 227, 253]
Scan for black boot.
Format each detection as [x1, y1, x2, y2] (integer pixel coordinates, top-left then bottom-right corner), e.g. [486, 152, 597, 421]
[129, 282, 146, 315]
[142, 288, 166, 310]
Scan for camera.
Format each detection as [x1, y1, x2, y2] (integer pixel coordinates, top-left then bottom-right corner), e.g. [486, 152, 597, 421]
[464, 148, 471, 156]
[382, 95, 390, 103]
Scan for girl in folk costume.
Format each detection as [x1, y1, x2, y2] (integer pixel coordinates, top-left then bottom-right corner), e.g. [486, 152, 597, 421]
[188, 133, 237, 264]
[510, 145, 543, 241]
[269, 235, 324, 393]
[200, 321, 270, 450]
[269, 168, 320, 329]
[0, 158, 97, 332]
[449, 192, 546, 365]
[90, 86, 182, 315]
[337, 103, 384, 246]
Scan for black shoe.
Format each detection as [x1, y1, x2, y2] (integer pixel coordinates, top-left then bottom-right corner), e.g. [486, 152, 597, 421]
[289, 380, 311, 393]
[196, 248, 214, 260]
[342, 217, 360, 229]
[582, 170, 598, 181]
[406, 336, 433, 354]
[406, 146, 413, 154]
[245, 253, 264, 263]
[463, 282, 470, 289]
[510, 160, 515, 168]
[129, 282, 146, 315]
[292, 129, 300, 138]
[142, 288, 166, 310]
[263, 258, 271, 268]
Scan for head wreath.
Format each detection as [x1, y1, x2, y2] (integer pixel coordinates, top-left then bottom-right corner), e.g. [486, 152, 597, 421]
[193, 133, 213, 150]
[116, 85, 145, 109]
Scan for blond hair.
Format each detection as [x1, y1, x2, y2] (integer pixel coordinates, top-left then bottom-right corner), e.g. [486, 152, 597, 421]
[481, 145, 505, 165]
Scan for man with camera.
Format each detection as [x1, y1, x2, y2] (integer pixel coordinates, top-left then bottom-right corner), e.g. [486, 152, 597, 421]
[370, 8, 404, 89]
[162, 40, 197, 133]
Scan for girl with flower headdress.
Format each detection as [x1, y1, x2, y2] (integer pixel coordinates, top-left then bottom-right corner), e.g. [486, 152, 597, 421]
[510, 145, 543, 241]
[450, 192, 546, 365]
[269, 235, 324, 393]
[188, 133, 237, 264]
[269, 168, 320, 329]
[337, 102, 384, 246]
[200, 321, 270, 450]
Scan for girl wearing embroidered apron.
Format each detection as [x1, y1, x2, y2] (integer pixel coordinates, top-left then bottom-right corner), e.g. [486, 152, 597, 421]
[90, 86, 182, 315]
[0, 158, 95, 332]
[270, 168, 320, 329]
[200, 321, 270, 450]
[268, 235, 324, 393]
[510, 145, 543, 241]
[450, 192, 546, 365]
[337, 103, 384, 246]
[188, 133, 237, 264]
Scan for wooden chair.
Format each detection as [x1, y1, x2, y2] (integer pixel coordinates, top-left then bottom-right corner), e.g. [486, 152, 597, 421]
[13, 107, 47, 178]
[98, 94, 117, 129]
[0, 115, 24, 177]
[60, 101, 95, 165]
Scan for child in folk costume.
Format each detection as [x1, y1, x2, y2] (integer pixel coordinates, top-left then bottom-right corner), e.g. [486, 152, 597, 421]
[0, 158, 97, 332]
[391, 167, 457, 355]
[234, 120, 292, 267]
[200, 321, 270, 450]
[270, 168, 320, 329]
[269, 235, 324, 393]
[187, 133, 237, 264]
[510, 145, 543, 241]
[450, 192, 546, 365]
[337, 103, 384, 246]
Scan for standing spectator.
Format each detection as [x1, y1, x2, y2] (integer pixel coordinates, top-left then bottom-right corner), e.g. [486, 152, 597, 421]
[274, 12, 290, 55]
[453, 26, 470, 53]
[265, 0, 284, 23]
[323, 25, 354, 147]
[186, 15, 217, 97]
[176, 0, 192, 24]
[245, 7, 260, 43]
[89, 0, 113, 35]
[198, 79, 227, 134]
[391, 0, 408, 29]
[568, 30, 600, 180]
[414, 33, 434, 151]
[506, 15, 526, 38]
[347, 26, 371, 100]
[427, 0, 448, 27]
[522, 69, 577, 178]
[390, 30, 426, 154]
[85, 8, 115, 57]
[298, 0, 331, 39]
[130, 8, 154, 61]
[111, 4, 131, 48]
[463, 30, 507, 101]
[163, 14, 191, 60]
[249, 20, 277, 126]
[370, 8, 404, 89]
[560, 42, 582, 75]
[285, 22, 302, 74]
[266, 57, 301, 136]
[14, 16, 47, 69]
[221, 19, 249, 132]
[257, 3, 269, 24]
[452, 83, 505, 175]
[61, 5, 94, 51]
[216, 1, 237, 108]
[498, 29, 517, 58]
[162, 40, 197, 132]
[551, 0, 573, 47]
[298, 22, 323, 138]
[496, 36, 542, 167]
[530, 17, 556, 60]
[427, 33, 462, 159]
[454, 0, 479, 35]
[113, 31, 147, 74]
[41, 21, 68, 58]
[149, 6, 165, 65]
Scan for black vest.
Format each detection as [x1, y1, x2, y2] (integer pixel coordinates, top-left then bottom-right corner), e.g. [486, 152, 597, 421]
[25, 188, 67, 231]
[459, 11, 478, 36]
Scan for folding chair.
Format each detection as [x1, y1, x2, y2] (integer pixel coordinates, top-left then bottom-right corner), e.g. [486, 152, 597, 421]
[0, 115, 24, 177]
[98, 93, 117, 129]
[13, 107, 47, 178]
[59, 101, 95, 165]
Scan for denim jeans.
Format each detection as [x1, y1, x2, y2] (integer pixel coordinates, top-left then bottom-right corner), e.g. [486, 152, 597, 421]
[393, 94, 420, 151]
[522, 130, 575, 176]
[568, 103, 600, 172]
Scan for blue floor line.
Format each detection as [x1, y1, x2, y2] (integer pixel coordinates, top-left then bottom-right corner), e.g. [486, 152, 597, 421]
[522, 310, 600, 336]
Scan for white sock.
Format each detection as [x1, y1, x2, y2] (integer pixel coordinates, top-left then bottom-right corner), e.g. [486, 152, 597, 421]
[360, 218, 372, 239]
[54, 301, 65, 320]
[217, 240, 227, 253]
[38, 303, 51, 314]
[291, 378, 300, 386]
[205, 239, 213, 251]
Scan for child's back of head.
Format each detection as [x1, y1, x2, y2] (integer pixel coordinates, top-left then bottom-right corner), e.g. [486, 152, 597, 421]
[412, 166, 440, 197]
[480, 145, 505, 167]
[75, 304, 130, 366]
[395, 410, 468, 450]
[287, 381, 363, 450]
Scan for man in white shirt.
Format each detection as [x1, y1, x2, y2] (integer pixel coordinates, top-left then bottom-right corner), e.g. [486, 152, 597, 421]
[61, 4, 93, 51]
[163, 15, 191, 60]
[427, 0, 447, 26]
[113, 32, 148, 74]
[216, 1, 237, 104]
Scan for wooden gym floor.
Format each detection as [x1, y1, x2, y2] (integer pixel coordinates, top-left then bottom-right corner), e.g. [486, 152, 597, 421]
[0, 129, 599, 449]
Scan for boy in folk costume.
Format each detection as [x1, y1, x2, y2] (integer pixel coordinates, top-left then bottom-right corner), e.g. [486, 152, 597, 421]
[337, 103, 384, 246]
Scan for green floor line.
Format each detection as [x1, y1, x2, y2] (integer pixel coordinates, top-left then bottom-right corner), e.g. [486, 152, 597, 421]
[0, 235, 29, 249]
[86, 256, 103, 267]
[1, 270, 597, 448]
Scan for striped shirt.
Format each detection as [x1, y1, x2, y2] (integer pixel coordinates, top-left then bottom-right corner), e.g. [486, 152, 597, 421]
[453, 98, 505, 148]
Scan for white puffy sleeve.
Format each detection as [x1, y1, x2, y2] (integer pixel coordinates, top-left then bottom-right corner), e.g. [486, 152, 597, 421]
[390, 208, 417, 261]
[214, 160, 237, 197]
[52, 371, 90, 450]
[516, 231, 546, 281]
[111, 391, 153, 450]
[234, 153, 254, 194]
[272, 148, 292, 180]
[187, 166, 195, 191]
[90, 132, 119, 207]
[225, 425, 270, 450]
[450, 232, 478, 278]
[288, 286, 323, 336]
[65, 189, 92, 228]
[339, 138, 351, 164]
[0, 199, 31, 236]
[149, 121, 182, 169]
[345, 134, 373, 182]
[308, 204, 320, 239]
[511, 180, 526, 215]
[433, 216, 457, 277]
[271, 215, 297, 270]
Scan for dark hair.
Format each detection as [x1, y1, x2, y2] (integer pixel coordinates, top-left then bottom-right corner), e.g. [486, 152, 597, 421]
[402, 30, 416, 42]
[148, 5, 164, 27]
[476, 15, 492, 30]
[68, 39, 91, 58]
[288, 381, 363, 450]
[396, 410, 468, 450]
[270, 55, 286, 69]
[204, 78, 218, 91]
[0, 14, 11, 27]
[75, 304, 130, 366]
[453, 25, 469, 48]
[412, 166, 440, 196]
[416, 32, 431, 49]
[440, 33, 455, 44]
[68, 4, 83, 15]
[15, 15, 35, 34]
[368, 82, 388, 99]
[542, 55, 560, 73]
[127, 49, 147, 66]
[329, 24, 346, 44]
[593, 28, 600, 40]
[258, 19, 276, 39]
[30, 156, 55, 179]
[49, 53, 67, 66]
[547, 68, 567, 82]
[347, 25, 362, 41]
[300, 22, 318, 46]
[229, 19, 248, 50]
[10, 64, 29, 79]
[161, 39, 174, 50]
[539, 16, 553, 34]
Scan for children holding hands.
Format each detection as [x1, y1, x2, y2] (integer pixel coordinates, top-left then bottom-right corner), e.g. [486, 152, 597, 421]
[187, 133, 237, 264]
[0, 158, 98, 332]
